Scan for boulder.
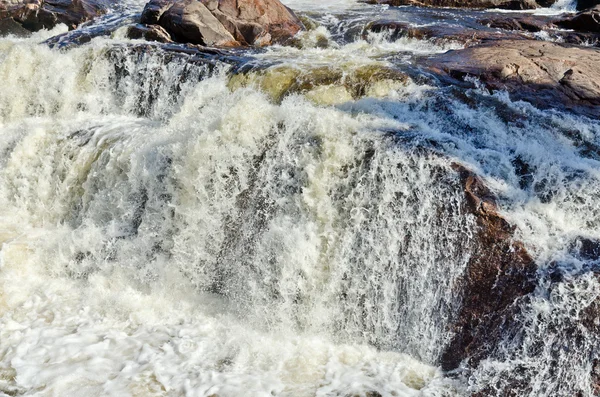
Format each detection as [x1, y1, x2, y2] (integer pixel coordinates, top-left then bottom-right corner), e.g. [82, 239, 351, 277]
[362, 0, 538, 10]
[441, 164, 537, 371]
[556, 6, 600, 33]
[0, 0, 108, 32]
[424, 40, 600, 117]
[139, 0, 304, 46]
[126, 23, 173, 43]
[366, 20, 530, 46]
[577, 0, 600, 11]
[478, 15, 551, 32]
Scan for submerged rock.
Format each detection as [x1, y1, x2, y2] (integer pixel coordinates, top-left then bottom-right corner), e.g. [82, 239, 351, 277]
[425, 40, 600, 117]
[228, 64, 409, 103]
[440, 164, 537, 371]
[0, 0, 108, 32]
[138, 0, 304, 47]
[362, 0, 539, 10]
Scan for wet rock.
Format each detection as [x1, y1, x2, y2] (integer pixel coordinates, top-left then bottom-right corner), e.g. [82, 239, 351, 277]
[228, 64, 409, 103]
[140, 0, 303, 47]
[478, 15, 550, 32]
[556, 6, 600, 33]
[126, 23, 173, 43]
[425, 40, 600, 117]
[570, 237, 600, 262]
[577, 0, 600, 11]
[366, 19, 529, 46]
[441, 164, 537, 371]
[0, 17, 31, 36]
[362, 0, 538, 10]
[0, 0, 108, 32]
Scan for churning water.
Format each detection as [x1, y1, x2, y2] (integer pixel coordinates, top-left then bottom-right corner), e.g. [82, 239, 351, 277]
[0, 1, 599, 396]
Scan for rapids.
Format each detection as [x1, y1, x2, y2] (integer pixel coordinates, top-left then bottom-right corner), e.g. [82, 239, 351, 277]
[0, 1, 599, 396]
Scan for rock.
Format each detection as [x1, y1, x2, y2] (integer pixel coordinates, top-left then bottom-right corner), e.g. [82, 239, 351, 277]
[126, 23, 173, 43]
[0, 0, 108, 32]
[441, 164, 537, 371]
[556, 7, 600, 33]
[366, 20, 529, 46]
[362, 0, 538, 10]
[577, 0, 600, 11]
[140, 0, 304, 47]
[0, 17, 31, 36]
[478, 15, 551, 32]
[229, 63, 409, 103]
[424, 40, 600, 117]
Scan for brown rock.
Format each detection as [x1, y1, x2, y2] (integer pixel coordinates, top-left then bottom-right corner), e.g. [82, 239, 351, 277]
[126, 23, 173, 43]
[140, 0, 303, 47]
[0, 0, 108, 32]
[424, 40, 600, 117]
[366, 20, 530, 46]
[441, 164, 537, 371]
[556, 7, 600, 33]
[362, 0, 538, 10]
[577, 0, 600, 11]
[478, 15, 551, 32]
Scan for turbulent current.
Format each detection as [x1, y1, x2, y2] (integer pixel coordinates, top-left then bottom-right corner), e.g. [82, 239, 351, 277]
[0, 0, 599, 396]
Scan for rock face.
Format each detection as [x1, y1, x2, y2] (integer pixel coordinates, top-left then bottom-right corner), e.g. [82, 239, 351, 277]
[478, 15, 550, 32]
[556, 6, 600, 33]
[363, 0, 539, 10]
[0, 0, 108, 32]
[138, 0, 303, 46]
[577, 0, 600, 11]
[425, 40, 600, 118]
[126, 23, 173, 43]
[440, 164, 538, 371]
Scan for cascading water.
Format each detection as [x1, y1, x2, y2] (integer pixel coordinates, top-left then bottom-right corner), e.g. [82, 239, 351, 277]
[1, 1, 599, 396]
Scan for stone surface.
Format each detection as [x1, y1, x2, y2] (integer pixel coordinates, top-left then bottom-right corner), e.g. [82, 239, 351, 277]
[0, 0, 108, 31]
[425, 40, 600, 117]
[366, 20, 529, 46]
[440, 164, 537, 371]
[140, 0, 303, 46]
[126, 23, 173, 43]
[362, 0, 539, 10]
[478, 15, 551, 32]
[556, 7, 600, 33]
[577, 0, 600, 11]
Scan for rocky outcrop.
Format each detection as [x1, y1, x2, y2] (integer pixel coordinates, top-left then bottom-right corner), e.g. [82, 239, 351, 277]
[362, 0, 539, 10]
[0, 0, 108, 32]
[366, 20, 530, 46]
[577, 0, 600, 11]
[126, 23, 173, 43]
[441, 164, 537, 371]
[137, 0, 303, 47]
[425, 40, 600, 118]
[478, 15, 550, 32]
[556, 6, 600, 33]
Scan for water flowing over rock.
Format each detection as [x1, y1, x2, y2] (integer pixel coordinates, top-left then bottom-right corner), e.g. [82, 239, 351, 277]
[0, 0, 108, 31]
[362, 0, 539, 10]
[425, 40, 600, 117]
[441, 164, 537, 371]
[3, 0, 600, 395]
[138, 0, 303, 46]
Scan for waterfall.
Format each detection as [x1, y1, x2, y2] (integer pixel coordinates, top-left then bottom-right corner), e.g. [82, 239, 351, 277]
[1, 1, 600, 396]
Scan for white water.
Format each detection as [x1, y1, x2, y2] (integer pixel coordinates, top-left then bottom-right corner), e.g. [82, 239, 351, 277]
[1, 1, 600, 396]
